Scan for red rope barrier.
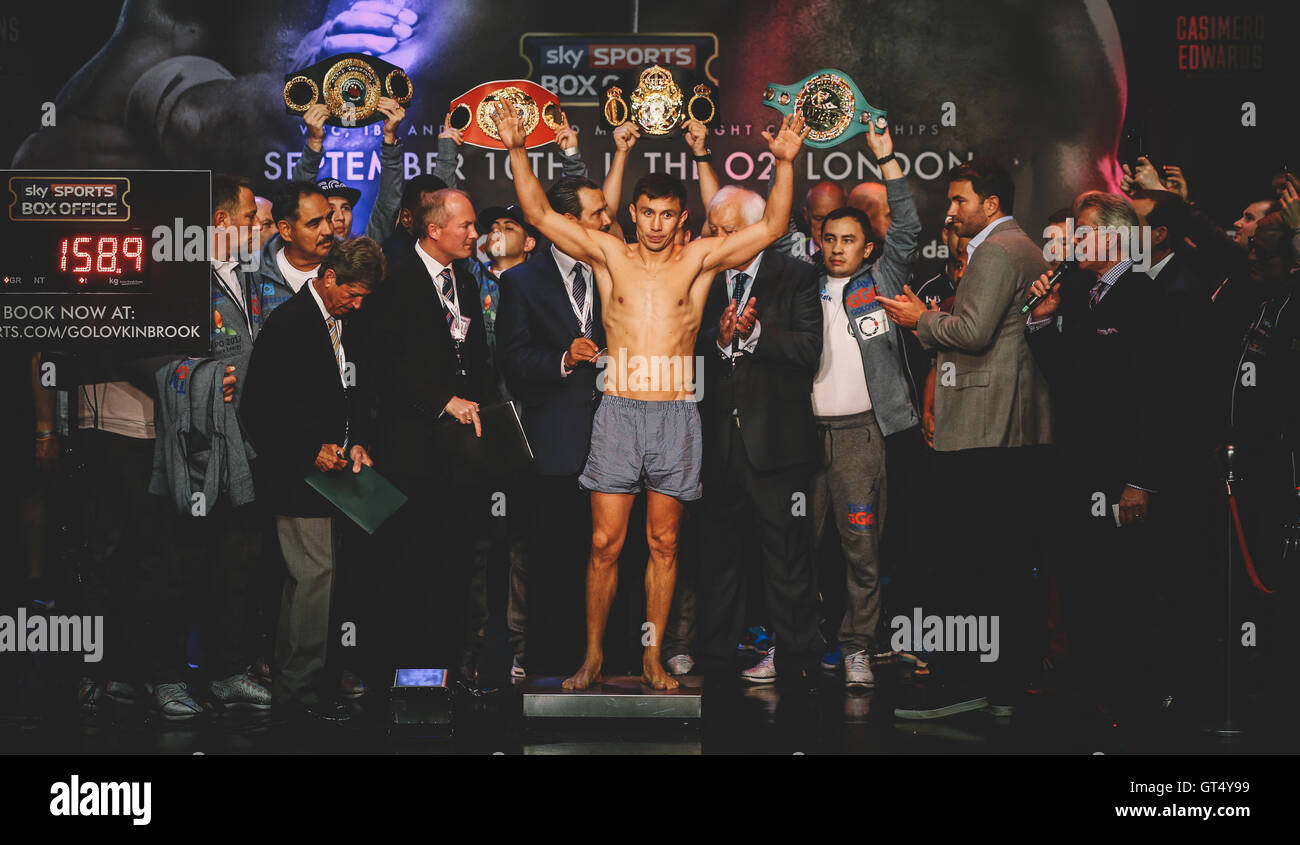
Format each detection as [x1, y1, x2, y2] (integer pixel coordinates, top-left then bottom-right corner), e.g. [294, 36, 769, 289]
[1229, 493, 1275, 595]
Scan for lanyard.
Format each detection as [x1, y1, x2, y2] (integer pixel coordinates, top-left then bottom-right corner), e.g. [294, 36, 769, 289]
[213, 265, 251, 333]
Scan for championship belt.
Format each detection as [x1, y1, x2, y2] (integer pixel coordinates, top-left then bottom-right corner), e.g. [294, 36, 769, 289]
[447, 79, 564, 150]
[283, 53, 413, 127]
[601, 65, 717, 137]
[761, 70, 887, 149]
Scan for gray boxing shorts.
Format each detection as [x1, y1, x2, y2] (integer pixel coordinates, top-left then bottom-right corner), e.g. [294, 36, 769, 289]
[579, 394, 702, 501]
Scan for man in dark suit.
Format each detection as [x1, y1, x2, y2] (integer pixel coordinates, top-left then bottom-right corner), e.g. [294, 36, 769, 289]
[496, 176, 611, 677]
[1025, 190, 1172, 720]
[240, 237, 386, 723]
[693, 185, 825, 686]
[359, 187, 497, 682]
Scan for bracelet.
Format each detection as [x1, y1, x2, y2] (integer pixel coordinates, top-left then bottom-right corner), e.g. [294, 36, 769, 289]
[562, 146, 579, 157]
[692, 152, 713, 163]
[875, 153, 896, 167]
[35, 430, 56, 440]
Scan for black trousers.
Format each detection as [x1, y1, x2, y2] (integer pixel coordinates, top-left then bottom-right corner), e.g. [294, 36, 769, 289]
[523, 473, 591, 675]
[698, 423, 821, 675]
[924, 445, 1050, 697]
[146, 499, 264, 682]
[367, 474, 485, 681]
[76, 429, 159, 682]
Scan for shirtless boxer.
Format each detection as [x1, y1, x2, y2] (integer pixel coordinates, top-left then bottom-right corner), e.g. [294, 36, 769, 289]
[491, 103, 809, 690]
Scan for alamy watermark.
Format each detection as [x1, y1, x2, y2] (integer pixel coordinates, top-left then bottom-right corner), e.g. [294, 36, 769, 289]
[0, 608, 103, 663]
[890, 608, 999, 663]
[1043, 219, 1154, 272]
[594, 350, 705, 401]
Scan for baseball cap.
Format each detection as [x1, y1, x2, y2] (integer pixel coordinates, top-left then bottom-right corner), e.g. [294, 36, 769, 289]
[316, 178, 362, 206]
[477, 204, 537, 239]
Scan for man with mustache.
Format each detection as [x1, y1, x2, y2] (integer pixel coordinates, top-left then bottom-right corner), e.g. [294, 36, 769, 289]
[255, 180, 339, 319]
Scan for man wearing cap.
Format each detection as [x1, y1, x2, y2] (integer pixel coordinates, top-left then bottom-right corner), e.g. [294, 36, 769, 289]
[292, 99, 406, 244]
[471, 205, 538, 356]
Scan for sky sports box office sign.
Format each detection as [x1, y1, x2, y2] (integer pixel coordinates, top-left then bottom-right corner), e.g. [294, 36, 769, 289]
[1, 170, 210, 354]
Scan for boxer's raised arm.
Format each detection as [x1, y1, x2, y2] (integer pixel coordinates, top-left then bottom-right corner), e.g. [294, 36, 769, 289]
[491, 103, 614, 269]
[696, 113, 808, 273]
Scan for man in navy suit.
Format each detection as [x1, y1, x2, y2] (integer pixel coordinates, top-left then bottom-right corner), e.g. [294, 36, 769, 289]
[496, 176, 612, 676]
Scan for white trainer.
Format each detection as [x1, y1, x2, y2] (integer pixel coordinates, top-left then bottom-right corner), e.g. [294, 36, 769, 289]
[844, 650, 875, 688]
[741, 648, 777, 684]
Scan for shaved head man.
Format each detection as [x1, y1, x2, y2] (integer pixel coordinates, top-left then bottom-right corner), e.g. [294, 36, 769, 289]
[805, 181, 846, 245]
[848, 181, 892, 245]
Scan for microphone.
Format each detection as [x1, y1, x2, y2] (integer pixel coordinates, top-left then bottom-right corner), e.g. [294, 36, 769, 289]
[1021, 260, 1077, 315]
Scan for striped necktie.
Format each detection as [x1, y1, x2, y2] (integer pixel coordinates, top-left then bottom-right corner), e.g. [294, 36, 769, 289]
[572, 265, 592, 338]
[439, 267, 455, 325]
[1089, 280, 1105, 309]
[326, 315, 344, 379]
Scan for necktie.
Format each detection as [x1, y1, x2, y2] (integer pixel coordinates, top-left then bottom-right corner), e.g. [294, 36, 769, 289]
[439, 267, 456, 325]
[1089, 280, 1105, 309]
[572, 265, 592, 338]
[732, 272, 749, 310]
[326, 315, 344, 379]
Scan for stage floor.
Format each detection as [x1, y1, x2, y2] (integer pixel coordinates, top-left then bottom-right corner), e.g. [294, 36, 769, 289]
[2, 614, 1295, 756]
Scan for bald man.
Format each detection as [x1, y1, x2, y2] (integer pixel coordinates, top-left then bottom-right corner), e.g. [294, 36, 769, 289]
[848, 182, 892, 247]
[773, 180, 846, 265]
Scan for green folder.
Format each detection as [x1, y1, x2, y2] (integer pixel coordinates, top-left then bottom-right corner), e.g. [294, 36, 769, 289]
[305, 464, 408, 534]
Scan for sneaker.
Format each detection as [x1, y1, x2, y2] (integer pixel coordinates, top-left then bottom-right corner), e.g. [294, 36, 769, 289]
[821, 644, 843, 671]
[153, 682, 206, 720]
[844, 650, 875, 688]
[339, 670, 367, 700]
[741, 648, 777, 684]
[105, 679, 146, 703]
[209, 671, 272, 709]
[666, 654, 694, 676]
[510, 654, 526, 680]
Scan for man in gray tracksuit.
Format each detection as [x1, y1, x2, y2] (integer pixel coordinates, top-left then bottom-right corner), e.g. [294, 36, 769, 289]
[807, 125, 920, 688]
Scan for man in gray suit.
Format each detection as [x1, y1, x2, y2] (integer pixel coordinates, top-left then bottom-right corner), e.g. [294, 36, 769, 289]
[880, 160, 1053, 719]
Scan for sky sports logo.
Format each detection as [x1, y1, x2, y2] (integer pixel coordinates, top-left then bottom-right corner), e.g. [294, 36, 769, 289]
[522, 33, 719, 104]
[541, 44, 698, 70]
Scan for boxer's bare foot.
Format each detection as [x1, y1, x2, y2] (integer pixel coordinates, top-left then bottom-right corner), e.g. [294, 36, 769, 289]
[642, 654, 679, 690]
[562, 659, 603, 690]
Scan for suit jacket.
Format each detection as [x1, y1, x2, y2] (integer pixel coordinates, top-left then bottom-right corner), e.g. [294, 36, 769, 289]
[357, 248, 495, 479]
[917, 218, 1053, 451]
[496, 250, 607, 477]
[240, 285, 374, 518]
[697, 250, 823, 475]
[1153, 252, 1214, 459]
[1027, 264, 1166, 490]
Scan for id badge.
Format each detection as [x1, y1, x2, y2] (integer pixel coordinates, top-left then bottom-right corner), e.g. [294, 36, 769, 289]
[454, 315, 472, 340]
[856, 306, 891, 340]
